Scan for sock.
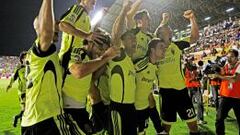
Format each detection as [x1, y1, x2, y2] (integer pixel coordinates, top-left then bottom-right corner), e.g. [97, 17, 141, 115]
[149, 107, 164, 133]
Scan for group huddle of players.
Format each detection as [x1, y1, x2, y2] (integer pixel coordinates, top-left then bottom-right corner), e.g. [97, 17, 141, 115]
[6, 0, 201, 135]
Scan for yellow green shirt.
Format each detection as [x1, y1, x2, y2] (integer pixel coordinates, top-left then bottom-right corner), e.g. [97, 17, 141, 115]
[95, 69, 110, 105]
[157, 41, 190, 90]
[135, 57, 158, 110]
[10, 65, 26, 95]
[62, 49, 92, 108]
[132, 28, 153, 61]
[108, 49, 136, 104]
[22, 41, 63, 127]
[59, 4, 91, 66]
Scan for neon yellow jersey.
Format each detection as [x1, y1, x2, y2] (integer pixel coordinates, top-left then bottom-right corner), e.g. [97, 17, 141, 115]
[157, 41, 190, 90]
[22, 41, 63, 127]
[10, 65, 26, 95]
[132, 28, 153, 61]
[108, 49, 136, 104]
[62, 49, 92, 108]
[95, 70, 110, 105]
[59, 4, 91, 66]
[134, 57, 158, 110]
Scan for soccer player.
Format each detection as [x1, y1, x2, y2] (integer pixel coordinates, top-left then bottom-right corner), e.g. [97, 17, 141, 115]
[106, 1, 138, 134]
[21, 0, 71, 134]
[6, 51, 27, 127]
[134, 38, 167, 135]
[60, 22, 119, 135]
[59, 0, 103, 63]
[126, 2, 164, 133]
[210, 49, 240, 135]
[155, 10, 200, 135]
[126, 0, 153, 61]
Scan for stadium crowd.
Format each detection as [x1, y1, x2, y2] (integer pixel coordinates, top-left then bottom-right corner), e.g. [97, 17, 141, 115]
[3, 0, 240, 135]
[186, 16, 240, 58]
[0, 56, 19, 79]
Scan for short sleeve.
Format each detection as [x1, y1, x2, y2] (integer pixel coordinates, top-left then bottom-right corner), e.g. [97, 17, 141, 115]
[68, 48, 86, 68]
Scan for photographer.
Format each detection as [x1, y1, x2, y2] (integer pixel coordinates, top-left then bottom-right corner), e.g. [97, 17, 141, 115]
[185, 61, 206, 125]
[209, 49, 240, 135]
[203, 57, 226, 111]
[209, 77, 221, 110]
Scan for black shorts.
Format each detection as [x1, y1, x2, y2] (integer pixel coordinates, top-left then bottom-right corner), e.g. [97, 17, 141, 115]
[159, 88, 197, 124]
[136, 107, 150, 133]
[21, 114, 71, 135]
[64, 108, 93, 134]
[90, 105, 111, 133]
[110, 101, 137, 135]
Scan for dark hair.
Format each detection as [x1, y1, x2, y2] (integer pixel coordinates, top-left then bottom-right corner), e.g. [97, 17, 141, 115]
[146, 38, 165, 56]
[94, 28, 111, 47]
[83, 27, 111, 48]
[133, 9, 150, 21]
[19, 51, 27, 64]
[228, 49, 239, 58]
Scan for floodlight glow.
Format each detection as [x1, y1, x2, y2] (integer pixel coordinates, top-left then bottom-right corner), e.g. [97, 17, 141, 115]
[204, 17, 211, 21]
[91, 10, 104, 26]
[174, 29, 178, 32]
[226, 7, 234, 13]
[187, 24, 191, 27]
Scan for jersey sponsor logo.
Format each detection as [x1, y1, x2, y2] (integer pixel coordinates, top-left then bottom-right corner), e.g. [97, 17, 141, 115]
[141, 77, 154, 83]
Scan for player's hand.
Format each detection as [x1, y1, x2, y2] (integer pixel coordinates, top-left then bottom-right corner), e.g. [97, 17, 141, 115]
[87, 32, 105, 45]
[183, 10, 195, 19]
[160, 12, 170, 26]
[102, 46, 121, 60]
[123, 0, 132, 12]
[162, 12, 170, 21]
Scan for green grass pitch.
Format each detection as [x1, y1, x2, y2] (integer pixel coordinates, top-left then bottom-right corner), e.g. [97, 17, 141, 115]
[0, 79, 238, 135]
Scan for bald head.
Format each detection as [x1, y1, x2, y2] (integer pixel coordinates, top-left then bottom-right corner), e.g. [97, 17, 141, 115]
[155, 25, 172, 46]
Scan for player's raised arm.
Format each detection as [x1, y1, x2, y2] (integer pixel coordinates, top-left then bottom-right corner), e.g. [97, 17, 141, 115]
[111, 0, 132, 48]
[37, 0, 55, 52]
[126, 0, 142, 29]
[183, 10, 199, 44]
